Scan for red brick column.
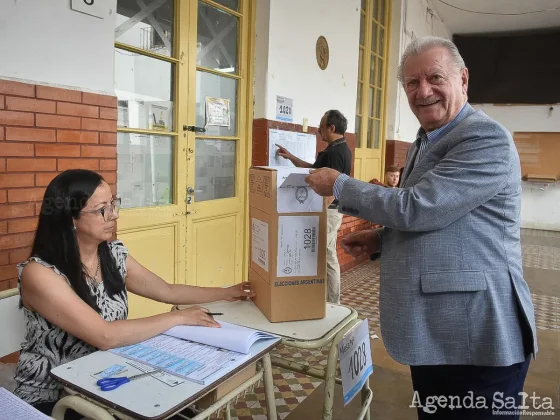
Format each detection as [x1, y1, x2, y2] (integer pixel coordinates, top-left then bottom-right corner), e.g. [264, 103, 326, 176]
[0, 79, 117, 292]
[385, 139, 411, 168]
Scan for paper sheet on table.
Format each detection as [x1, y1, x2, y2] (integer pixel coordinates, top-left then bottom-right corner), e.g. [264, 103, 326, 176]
[0, 387, 51, 419]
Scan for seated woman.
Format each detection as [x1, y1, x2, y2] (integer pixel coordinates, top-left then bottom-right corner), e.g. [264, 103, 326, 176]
[14, 169, 254, 418]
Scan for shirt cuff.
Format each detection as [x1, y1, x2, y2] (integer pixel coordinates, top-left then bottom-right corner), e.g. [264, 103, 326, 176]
[333, 174, 350, 200]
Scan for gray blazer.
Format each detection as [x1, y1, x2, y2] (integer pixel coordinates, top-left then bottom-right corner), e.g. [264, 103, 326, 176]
[338, 103, 537, 366]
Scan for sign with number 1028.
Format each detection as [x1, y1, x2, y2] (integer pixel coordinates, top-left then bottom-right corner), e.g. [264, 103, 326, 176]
[276, 96, 293, 122]
[338, 319, 373, 405]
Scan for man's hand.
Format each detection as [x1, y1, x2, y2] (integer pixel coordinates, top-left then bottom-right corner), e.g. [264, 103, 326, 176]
[340, 230, 380, 257]
[305, 168, 340, 197]
[275, 144, 294, 160]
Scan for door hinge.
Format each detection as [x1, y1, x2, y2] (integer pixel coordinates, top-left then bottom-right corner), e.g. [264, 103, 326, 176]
[183, 125, 206, 133]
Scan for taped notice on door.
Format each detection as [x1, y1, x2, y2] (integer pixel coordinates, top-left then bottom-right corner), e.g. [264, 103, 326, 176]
[252, 218, 269, 272]
[277, 216, 319, 277]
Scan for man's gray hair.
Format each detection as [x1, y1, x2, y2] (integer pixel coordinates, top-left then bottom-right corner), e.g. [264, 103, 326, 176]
[397, 36, 466, 83]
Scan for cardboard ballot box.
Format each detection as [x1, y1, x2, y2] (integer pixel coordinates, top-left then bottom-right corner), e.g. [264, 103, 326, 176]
[249, 166, 327, 322]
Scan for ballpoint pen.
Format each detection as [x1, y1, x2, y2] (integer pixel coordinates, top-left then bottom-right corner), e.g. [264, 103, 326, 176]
[96, 370, 160, 391]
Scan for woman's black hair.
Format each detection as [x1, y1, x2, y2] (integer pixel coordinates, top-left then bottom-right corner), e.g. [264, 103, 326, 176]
[30, 169, 125, 312]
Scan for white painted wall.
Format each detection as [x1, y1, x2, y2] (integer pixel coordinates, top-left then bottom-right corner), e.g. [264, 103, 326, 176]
[385, 0, 451, 142]
[253, 0, 361, 132]
[0, 0, 117, 94]
[473, 104, 560, 231]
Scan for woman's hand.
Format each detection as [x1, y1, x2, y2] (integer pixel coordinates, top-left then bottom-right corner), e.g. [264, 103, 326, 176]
[223, 282, 255, 302]
[174, 305, 221, 327]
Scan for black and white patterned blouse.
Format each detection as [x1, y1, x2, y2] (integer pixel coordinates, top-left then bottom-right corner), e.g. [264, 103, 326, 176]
[14, 240, 129, 405]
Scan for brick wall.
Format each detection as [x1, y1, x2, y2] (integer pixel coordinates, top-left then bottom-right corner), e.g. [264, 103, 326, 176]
[0, 79, 117, 292]
[252, 118, 378, 273]
[337, 216, 376, 272]
[385, 139, 411, 168]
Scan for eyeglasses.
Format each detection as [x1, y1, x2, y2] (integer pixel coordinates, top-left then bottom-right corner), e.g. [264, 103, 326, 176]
[81, 198, 121, 222]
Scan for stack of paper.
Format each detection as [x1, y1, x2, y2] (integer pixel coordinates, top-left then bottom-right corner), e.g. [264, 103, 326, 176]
[163, 321, 276, 354]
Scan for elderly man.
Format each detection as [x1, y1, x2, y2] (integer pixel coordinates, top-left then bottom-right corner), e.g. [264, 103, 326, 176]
[306, 36, 537, 419]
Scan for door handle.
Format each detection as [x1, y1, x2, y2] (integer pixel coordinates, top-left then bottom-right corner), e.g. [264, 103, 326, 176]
[187, 187, 195, 194]
[183, 125, 206, 133]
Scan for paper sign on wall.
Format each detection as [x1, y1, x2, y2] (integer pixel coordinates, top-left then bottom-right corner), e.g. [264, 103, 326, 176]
[268, 129, 316, 167]
[277, 216, 319, 277]
[276, 96, 293, 122]
[252, 218, 269, 272]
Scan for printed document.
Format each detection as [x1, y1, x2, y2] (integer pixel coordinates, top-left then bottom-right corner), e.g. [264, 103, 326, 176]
[0, 387, 51, 419]
[110, 322, 277, 385]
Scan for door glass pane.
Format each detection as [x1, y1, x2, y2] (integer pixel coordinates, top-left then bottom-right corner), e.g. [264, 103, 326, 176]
[117, 133, 173, 209]
[358, 48, 364, 80]
[375, 89, 382, 118]
[195, 139, 236, 202]
[379, 26, 385, 57]
[369, 55, 376, 84]
[356, 82, 362, 114]
[378, 0, 386, 24]
[115, 48, 174, 132]
[213, 0, 239, 11]
[196, 71, 238, 137]
[366, 118, 373, 148]
[371, 24, 378, 53]
[359, 13, 365, 46]
[377, 57, 384, 87]
[372, 0, 379, 21]
[197, 2, 239, 74]
[370, 120, 380, 149]
[368, 87, 374, 118]
[115, 0, 174, 57]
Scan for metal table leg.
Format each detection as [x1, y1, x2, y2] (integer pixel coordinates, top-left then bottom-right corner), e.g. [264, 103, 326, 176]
[262, 353, 278, 420]
[51, 395, 115, 420]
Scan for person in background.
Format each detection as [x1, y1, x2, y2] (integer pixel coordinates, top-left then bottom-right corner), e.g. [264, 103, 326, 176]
[384, 165, 401, 187]
[275, 110, 352, 304]
[305, 36, 536, 419]
[15, 169, 254, 418]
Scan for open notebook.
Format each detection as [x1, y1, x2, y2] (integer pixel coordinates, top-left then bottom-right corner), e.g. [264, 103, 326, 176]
[110, 322, 278, 384]
[163, 321, 277, 354]
[0, 387, 51, 419]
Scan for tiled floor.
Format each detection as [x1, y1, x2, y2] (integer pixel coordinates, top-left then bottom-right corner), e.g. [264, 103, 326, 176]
[213, 229, 560, 419]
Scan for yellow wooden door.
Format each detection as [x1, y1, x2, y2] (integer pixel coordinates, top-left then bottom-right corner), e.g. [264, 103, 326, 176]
[114, 0, 253, 317]
[354, 0, 390, 182]
[184, 0, 253, 287]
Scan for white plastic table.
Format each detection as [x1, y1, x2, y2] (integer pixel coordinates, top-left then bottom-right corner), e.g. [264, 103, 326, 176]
[50, 337, 280, 420]
[176, 300, 372, 420]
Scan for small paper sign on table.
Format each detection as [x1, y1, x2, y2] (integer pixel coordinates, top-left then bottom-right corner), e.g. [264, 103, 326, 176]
[338, 318, 373, 405]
